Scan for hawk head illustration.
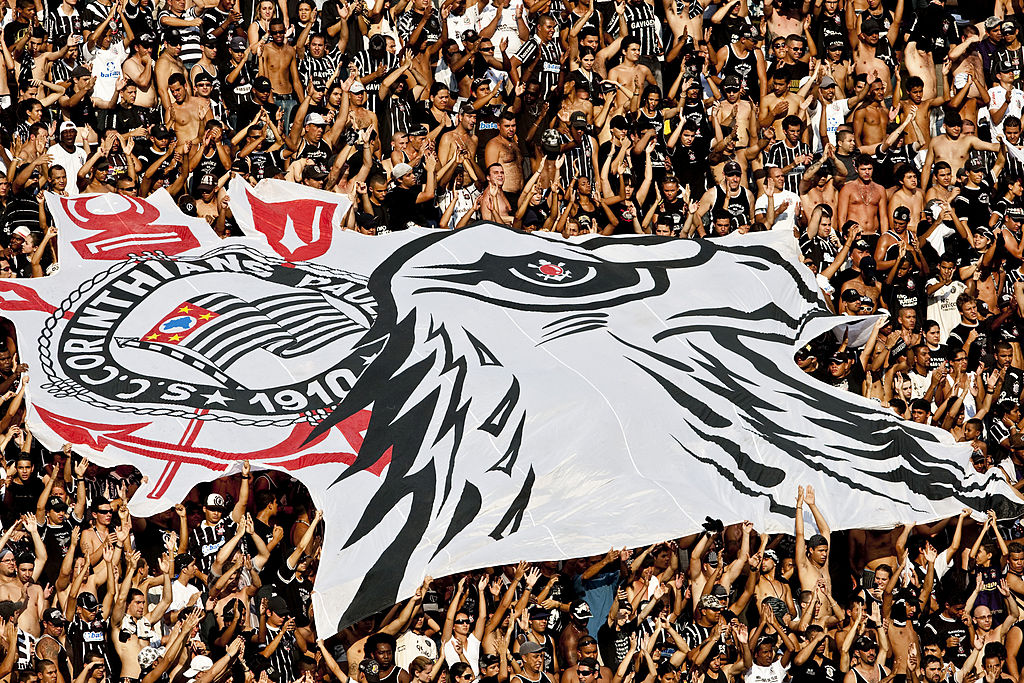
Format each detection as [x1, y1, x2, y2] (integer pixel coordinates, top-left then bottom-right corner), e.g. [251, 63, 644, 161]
[307, 226, 1019, 628]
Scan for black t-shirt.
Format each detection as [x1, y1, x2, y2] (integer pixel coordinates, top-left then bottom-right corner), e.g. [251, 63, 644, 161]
[384, 185, 425, 231]
[671, 142, 708, 198]
[792, 655, 841, 683]
[947, 321, 987, 371]
[2, 475, 44, 525]
[922, 614, 969, 665]
[597, 622, 635, 668]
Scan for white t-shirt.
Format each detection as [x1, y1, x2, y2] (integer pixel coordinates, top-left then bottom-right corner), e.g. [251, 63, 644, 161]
[396, 631, 439, 671]
[986, 86, 1024, 139]
[744, 661, 788, 683]
[443, 635, 481, 676]
[925, 279, 967, 342]
[754, 190, 801, 233]
[447, 4, 479, 48]
[46, 143, 88, 195]
[169, 580, 201, 611]
[823, 98, 851, 147]
[477, 0, 524, 54]
[90, 42, 128, 102]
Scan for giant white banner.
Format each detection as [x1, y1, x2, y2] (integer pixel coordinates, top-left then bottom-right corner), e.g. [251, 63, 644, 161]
[1, 183, 1018, 634]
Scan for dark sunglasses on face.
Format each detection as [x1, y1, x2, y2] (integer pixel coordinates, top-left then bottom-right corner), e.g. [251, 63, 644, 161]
[454, 619, 472, 625]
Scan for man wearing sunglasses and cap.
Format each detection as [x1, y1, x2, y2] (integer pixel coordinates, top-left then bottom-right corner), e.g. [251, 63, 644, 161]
[187, 461, 251, 577]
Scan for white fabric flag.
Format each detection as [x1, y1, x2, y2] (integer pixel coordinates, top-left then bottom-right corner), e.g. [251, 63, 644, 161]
[3, 186, 1019, 636]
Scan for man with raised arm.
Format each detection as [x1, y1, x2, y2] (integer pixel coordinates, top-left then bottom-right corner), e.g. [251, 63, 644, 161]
[794, 485, 832, 593]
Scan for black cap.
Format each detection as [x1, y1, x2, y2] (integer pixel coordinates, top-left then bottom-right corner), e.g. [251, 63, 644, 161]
[267, 596, 290, 616]
[151, 124, 175, 140]
[46, 496, 68, 511]
[893, 206, 911, 221]
[860, 255, 878, 285]
[861, 16, 883, 34]
[723, 160, 742, 176]
[841, 288, 861, 303]
[77, 592, 99, 610]
[43, 607, 67, 625]
[966, 157, 985, 172]
[174, 553, 196, 574]
[253, 76, 272, 92]
[193, 72, 213, 85]
[570, 111, 588, 129]
[722, 75, 742, 91]
[852, 238, 871, 251]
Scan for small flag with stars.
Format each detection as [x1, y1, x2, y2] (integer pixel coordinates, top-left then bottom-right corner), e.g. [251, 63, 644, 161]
[140, 303, 219, 345]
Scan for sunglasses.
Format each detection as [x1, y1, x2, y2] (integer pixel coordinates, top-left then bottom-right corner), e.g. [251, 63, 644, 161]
[271, 29, 285, 34]
[454, 619, 472, 625]
[96, 509, 113, 514]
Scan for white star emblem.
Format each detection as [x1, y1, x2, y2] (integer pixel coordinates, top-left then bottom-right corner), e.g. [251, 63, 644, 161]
[202, 390, 231, 406]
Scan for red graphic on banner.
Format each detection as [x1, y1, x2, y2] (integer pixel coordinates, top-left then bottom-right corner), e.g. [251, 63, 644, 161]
[35, 405, 391, 499]
[244, 188, 338, 260]
[0, 282, 58, 315]
[60, 195, 200, 260]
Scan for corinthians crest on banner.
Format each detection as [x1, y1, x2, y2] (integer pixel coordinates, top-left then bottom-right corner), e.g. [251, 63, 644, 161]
[4, 181, 1021, 636]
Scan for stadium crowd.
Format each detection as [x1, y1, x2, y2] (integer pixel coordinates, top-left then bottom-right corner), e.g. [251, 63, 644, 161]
[10, 0, 1024, 681]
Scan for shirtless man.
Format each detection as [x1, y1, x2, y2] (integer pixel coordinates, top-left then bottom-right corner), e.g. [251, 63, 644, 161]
[112, 553, 173, 681]
[485, 110, 524, 197]
[752, 550, 796, 621]
[888, 164, 925, 223]
[26, 29, 71, 82]
[122, 35, 157, 109]
[794, 485, 832, 593]
[480, 163, 514, 224]
[849, 527, 904, 574]
[759, 68, 804, 139]
[261, 19, 303, 132]
[154, 34, 186, 113]
[166, 72, 210, 149]
[15, 527, 46, 637]
[854, 80, 888, 148]
[0, 545, 25, 605]
[608, 37, 656, 108]
[922, 111, 1001, 187]
[839, 155, 889, 237]
[848, 16, 893, 91]
[713, 76, 757, 149]
[346, 83, 379, 145]
[439, 105, 483, 188]
[968, 575, 1019, 647]
[899, 71, 951, 146]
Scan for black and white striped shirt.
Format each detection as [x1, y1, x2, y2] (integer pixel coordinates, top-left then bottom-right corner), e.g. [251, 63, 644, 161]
[66, 616, 112, 674]
[261, 625, 298, 683]
[188, 518, 239, 575]
[82, 0, 122, 36]
[605, 0, 661, 55]
[158, 8, 202, 64]
[351, 49, 399, 113]
[514, 36, 563, 96]
[297, 51, 341, 90]
[46, 7, 82, 47]
[396, 9, 442, 45]
[765, 139, 811, 194]
[558, 131, 595, 186]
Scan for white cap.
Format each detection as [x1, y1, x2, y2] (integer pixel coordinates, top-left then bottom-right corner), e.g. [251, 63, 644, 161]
[12, 226, 32, 238]
[350, 81, 365, 94]
[59, 120, 77, 132]
[391, 162, 413, 179]
[184, 655, 214, 679]
[304, 113, 327, 126]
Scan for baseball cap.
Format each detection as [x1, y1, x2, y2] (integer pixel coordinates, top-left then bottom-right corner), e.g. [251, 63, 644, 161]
[699, 595, 723, 610]
[529, 607, 549, 620]
[1004, 20, 1019, 32]
[267, 596, 290, 616]
[471, 77, 490, 91]
[43, 607, 67, 626]
[710, 584, 729, 598]
[764, 549, 779, 563]
[893, 206, 911, 221]
[136, 33, 156, 47]
[722, 75, 742, 91]
[861, 17, 883, 34]
[230, 36, 247, 51]
[46, 496, 68, 511]
[77, 592, 99, 610]
[742, 23, 760, 39]
[986, 15, 1002, 29]
[205, 493, 227, 510]
[185, 655, 214, 679]
[71, 65, 91, 79]
[304, 112, 328, 126]
[610, 115, 629, 131]
[174, 553, 196, 574]
[820, 75, 837, 88]
[178, 195, 198, 217]
[852, 238, 871, 251]
[1000, 292, 1016, 309]
[138, 646, 166, 670]
[392, 162, 413, 179]
[807, 533, 829, 548]
[966, 157, 985, 172]
[827, 38, 845, 50]
[570, 111, 587, 129]
[197, 174, 218, 191]
[350, 81, 365, 93]
[705, 550, 719, 567]
[520, 642, 545, 655]
[253, 76, 272, 92]
[193, 72, 213, 85]
[312, 77, 327, 91]
[201, 34, 219, 48]
[723, 160, 742, 176]
[570, 600, 593, 621]
[408, 123, 428, 137]
[59, 120, 77, 133]
[151, 124, 174, 140]
[854, 636, 878, 652]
